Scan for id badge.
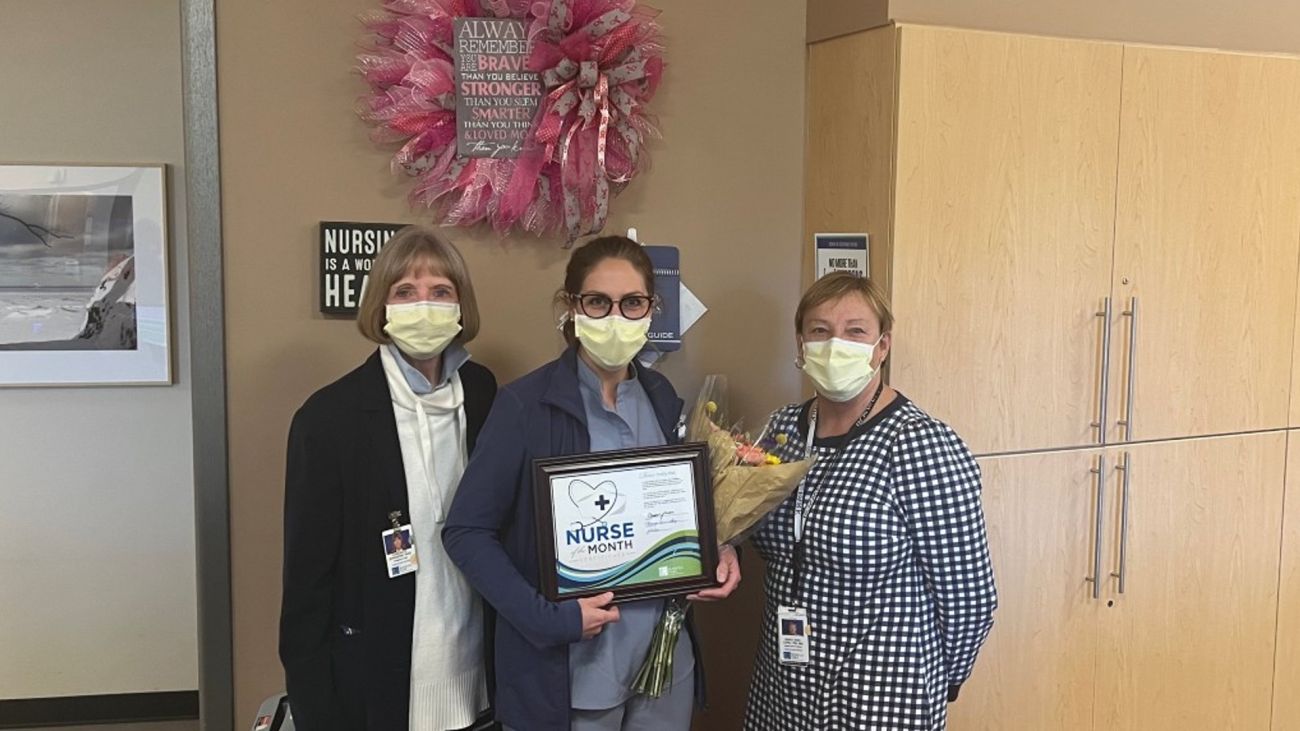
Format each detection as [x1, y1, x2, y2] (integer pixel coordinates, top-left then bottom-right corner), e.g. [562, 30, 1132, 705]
[777, 606, 810, 665]
[382, 524, 419, 578]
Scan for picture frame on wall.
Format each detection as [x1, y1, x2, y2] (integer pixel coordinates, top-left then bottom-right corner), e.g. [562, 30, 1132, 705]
[0, 164, 170, 386]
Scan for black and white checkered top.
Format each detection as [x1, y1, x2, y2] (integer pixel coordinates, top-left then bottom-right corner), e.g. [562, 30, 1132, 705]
[744, 395, 997, 731]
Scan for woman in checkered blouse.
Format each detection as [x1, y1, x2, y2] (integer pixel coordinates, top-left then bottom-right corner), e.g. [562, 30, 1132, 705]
[744, 273, 997, 731]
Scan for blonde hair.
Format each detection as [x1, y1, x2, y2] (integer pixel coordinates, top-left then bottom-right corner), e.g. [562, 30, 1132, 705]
[356, 225, 480, 345]
[794, 272, 894, 334]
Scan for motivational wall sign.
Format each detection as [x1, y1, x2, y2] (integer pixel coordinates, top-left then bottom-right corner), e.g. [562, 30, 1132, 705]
[453, 18, 542, 158]
[319, 221, 406, 314]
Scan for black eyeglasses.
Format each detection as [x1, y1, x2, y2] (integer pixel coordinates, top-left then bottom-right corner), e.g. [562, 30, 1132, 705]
[571, 292, 656, 320]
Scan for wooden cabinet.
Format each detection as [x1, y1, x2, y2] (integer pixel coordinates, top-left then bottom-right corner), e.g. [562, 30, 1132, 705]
[948, 450, 1103, 731]
[1111, 47, 1300, 443]
[1275, 432, 1300, 730]
[1094, 433, 1285, 730]
[952, 433, 1286, 731]
[806, 26, 1300, 454]
[889, 27, 1123, 456]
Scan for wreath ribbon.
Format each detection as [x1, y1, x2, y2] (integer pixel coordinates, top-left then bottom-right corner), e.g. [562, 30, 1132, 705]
[358, 0, 662, 242]
[535, 50, 648, 239]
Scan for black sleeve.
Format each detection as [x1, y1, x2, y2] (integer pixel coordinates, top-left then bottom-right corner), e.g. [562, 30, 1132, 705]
[461, 361, 498, 455]
[279, 403, 346, 731]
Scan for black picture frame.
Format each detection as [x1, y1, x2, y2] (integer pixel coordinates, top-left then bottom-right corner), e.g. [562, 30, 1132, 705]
[532, 443, 720, 603]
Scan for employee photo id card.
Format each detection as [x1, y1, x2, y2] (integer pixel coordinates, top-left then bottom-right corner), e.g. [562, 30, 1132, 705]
[778, 605, 810, 665]
[382, 524, 418, 578]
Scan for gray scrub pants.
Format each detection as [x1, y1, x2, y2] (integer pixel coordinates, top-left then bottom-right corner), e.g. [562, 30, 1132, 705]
[503, 666, 695, 731]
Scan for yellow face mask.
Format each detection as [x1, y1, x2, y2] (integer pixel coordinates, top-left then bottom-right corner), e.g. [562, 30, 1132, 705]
[574, 314, 650, 371]
[800, 336, 881, 402]
[384, 302, 462, 360]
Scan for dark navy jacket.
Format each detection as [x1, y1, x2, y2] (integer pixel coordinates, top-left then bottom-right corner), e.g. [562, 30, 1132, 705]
[442, 346, 703, 730]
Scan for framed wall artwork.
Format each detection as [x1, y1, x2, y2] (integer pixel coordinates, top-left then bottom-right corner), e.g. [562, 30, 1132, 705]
[0, 164, 170, 386]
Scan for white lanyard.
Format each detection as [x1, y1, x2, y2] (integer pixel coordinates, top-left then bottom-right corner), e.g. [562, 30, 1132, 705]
[792, 382, 885, 543]
[792, 409, 821, 543]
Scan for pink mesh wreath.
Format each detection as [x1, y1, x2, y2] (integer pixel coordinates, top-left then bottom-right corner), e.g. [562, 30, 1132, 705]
[357, 0, 664, 243]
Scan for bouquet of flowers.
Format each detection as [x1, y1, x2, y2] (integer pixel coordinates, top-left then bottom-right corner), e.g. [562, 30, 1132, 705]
[633, 375, 815, 697]
[689, 375, 817, 545]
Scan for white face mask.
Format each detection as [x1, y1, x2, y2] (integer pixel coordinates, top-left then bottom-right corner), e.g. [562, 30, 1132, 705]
[574, 313, 650, 371]
[800, 336, 882, 402]
[384, 301, 462, 360]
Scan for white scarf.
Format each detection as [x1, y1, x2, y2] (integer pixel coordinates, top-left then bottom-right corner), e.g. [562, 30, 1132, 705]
[379, 346, 486, 730]
[381, 346, 467, 520]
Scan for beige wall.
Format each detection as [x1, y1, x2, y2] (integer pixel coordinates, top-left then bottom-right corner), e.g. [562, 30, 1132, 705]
[810, 0, 1300, 53]
[807, 0, 889, 42]
[0, 0, 197, 699]
[217, 0, 806, 725]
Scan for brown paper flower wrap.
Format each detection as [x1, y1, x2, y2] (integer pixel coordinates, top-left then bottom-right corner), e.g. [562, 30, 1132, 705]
[633, 375, 814, 697]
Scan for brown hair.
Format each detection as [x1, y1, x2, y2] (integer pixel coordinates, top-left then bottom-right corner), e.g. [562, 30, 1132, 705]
[554, 235, 655, 344]
[356, 225, 481, 345]
[794, 271, 894, 335]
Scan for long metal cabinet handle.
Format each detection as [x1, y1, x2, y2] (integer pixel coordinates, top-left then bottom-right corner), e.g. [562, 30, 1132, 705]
[1085, 455, 1106, 599]
[1110, 452, 1131, 594]
[1092, 298, 1113, 445]
[1116, 297, 1138, 440]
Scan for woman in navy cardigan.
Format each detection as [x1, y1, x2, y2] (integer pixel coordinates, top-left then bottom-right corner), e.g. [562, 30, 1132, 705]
[442, 236, 740, 730]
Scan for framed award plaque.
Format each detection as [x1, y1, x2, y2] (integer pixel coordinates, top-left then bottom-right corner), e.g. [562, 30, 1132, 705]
[532, 443, 720, 603]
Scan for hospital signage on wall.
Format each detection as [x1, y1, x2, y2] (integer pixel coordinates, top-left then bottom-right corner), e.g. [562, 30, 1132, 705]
[319, 221, 405, 315]
[815, 233, 869, 279]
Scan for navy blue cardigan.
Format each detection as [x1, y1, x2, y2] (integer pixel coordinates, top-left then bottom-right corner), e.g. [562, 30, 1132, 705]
[443, 346, 703, 730]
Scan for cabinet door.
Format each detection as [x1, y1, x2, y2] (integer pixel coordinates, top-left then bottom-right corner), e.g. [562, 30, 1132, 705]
[1112, 46, 1300, 442]
[947, 450, 1103, 731]
[1293, 275, 1300, 428]
[891, 26, 1123, 455]
[1275, 432, 1300, 730]
[1095, 433, 1286, 731]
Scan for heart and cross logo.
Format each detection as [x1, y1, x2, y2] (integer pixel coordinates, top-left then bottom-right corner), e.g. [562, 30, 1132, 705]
[568, 478, 620, 526]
